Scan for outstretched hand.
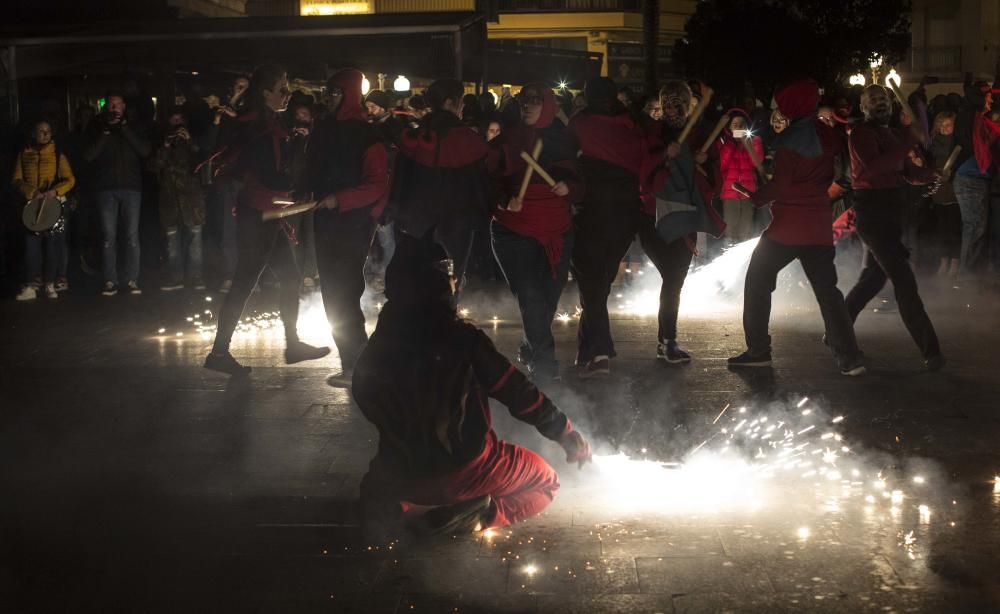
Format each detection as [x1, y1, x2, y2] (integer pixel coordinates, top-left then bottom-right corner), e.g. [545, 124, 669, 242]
[559, 430, 592, 469]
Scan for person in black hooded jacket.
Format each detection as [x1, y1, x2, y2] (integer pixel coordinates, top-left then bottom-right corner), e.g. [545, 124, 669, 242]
[307, 69, 389, 388]
[352, 233, 591, 541]
[387, 79, 492, 291]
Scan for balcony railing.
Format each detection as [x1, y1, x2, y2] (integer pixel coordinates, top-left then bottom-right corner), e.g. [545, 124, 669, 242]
[905, 45, 963, 76]
[497, 0, 640, 11]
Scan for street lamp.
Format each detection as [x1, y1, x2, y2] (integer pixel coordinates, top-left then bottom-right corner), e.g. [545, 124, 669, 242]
[869, 53, 884, 85]
[849, 73, 866, 87]
[884, 68, 901, 88]
[393, 75, 411, 92]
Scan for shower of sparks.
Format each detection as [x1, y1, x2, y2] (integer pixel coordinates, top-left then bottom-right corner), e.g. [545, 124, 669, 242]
[617, 238, 760, 316]
[152, 293, 335, 344]
[583, 396, 950, 556]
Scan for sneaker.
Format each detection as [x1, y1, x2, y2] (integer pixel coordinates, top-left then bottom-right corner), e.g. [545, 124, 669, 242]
[15, 286, 37, 301]
[127, 281, 142, 295]
[925, 354, 946, 372]
[55, 278, 69, 292]
[326, 369, 354, 388]
[727, 350, 773, 368]
[285, 341, 331, 364]
[204, 351, 252, 376]
[191, 278, 206, 291]
[657, 339, 692, 364]
[160, 278, 184, 291]
[417, 495, 493, 537]
[579, 356, 610, 378]
[839, 358, 866, 377]
[44, 283, 58, 299]
[101, 282, 118, 296]
[219, 279, 233, 293]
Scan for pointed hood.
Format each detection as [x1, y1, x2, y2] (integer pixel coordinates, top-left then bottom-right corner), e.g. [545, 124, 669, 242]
[328, 69, 368, 122]
[522, 82, 556, 129]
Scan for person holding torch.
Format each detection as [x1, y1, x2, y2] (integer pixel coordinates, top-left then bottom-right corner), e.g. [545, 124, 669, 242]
[843, 83, 944, 371]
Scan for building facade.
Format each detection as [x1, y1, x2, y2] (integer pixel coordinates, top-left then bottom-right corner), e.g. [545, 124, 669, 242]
[907, 0, 1000, 86]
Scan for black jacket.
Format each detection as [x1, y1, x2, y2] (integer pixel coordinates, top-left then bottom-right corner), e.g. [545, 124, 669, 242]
[352, 303, 569, 478]
[82, 123, 151, 191]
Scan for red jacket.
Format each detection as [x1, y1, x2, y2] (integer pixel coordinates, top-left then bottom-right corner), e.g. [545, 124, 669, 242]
[489, 85, 582, 276]
[849, 121, 934, 190]
[309, 69, 389, 219]
[750, 80, 842, 246]
[716, 133, 763, 200]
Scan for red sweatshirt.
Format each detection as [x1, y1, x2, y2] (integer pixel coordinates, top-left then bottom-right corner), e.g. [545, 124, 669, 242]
[849, 121, 934, 190]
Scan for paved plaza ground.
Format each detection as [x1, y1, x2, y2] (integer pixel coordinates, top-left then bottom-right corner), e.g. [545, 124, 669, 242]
[2, 268, 1000, 613]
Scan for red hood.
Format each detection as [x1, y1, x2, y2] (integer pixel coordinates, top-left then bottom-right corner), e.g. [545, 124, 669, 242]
[329, 69, 368, 122]
[722, 107, 751, 135]
[523, 82, 556, 129]
[775, 80, 820, 120]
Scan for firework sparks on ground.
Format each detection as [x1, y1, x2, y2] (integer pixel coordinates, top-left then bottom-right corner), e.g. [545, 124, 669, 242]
[617, 238, 760, 316]
[585, 397, 950, 553]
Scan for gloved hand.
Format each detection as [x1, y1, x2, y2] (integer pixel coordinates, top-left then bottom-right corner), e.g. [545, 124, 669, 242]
[559, 430, 592, 469]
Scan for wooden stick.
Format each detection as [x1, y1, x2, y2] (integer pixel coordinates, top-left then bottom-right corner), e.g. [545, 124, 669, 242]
[519, 151, 557, 187]
[677, 87, 714, 144]
[699, 114, 731, 154]
[262, 201, 317, 221]
[886, 79, 915, 120]
[941, 145, 962, 173]
[513, 139, 544, 210]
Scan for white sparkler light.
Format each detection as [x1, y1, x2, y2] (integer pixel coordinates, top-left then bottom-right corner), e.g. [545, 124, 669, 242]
[361, 75, 370, 96]
[797, 527, 810, 539]
[918, 505, 931, 523]
[994, 476, 1000, 493]
[618, 238, 760, 316]
[522, 564, 538, 576]
[913, 476, 925, 484]
[884, 69, 901, 88]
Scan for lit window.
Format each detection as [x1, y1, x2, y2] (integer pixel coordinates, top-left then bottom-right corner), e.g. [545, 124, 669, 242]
[300, 1, 373, 16]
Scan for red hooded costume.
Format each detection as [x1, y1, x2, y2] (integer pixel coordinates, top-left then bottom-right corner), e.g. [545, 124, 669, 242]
[489, 84, 583, 276]
[387, 98, 492, 238]
[308, 69, 389, 219]
[751, 80, 845, 246]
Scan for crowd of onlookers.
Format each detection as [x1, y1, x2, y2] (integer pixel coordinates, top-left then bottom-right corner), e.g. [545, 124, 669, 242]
[4, 72, 1000, 305]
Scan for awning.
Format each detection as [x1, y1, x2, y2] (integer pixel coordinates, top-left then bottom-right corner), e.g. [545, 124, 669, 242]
[0, 12, 487, 82]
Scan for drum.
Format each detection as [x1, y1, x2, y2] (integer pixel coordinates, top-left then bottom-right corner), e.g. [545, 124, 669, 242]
[23, 196, 63, 233]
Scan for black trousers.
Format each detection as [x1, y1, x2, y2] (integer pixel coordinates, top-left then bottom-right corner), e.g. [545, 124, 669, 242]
[314, 207, 377, 370]
[637, 214, 693, 343]
[845, 188, 941, 359]
[743, 236, 862, 366]
[213, 206, 301, 353]
[572, 201, 691, 362]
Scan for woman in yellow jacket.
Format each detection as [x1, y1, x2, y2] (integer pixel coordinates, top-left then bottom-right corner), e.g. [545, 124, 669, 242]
[12, 120, 76, 300]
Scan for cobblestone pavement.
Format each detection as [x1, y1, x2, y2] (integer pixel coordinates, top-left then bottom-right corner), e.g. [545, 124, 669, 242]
[2, 274, 999, 613]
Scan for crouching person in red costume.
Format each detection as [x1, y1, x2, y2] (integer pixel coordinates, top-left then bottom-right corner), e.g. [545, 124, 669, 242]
[352, 233, 592, 541]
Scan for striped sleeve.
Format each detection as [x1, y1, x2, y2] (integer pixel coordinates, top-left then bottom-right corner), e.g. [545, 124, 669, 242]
[470, 328, 570, 441]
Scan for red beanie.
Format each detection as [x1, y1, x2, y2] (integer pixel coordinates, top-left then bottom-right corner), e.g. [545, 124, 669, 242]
[774, 79, 820, 120]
